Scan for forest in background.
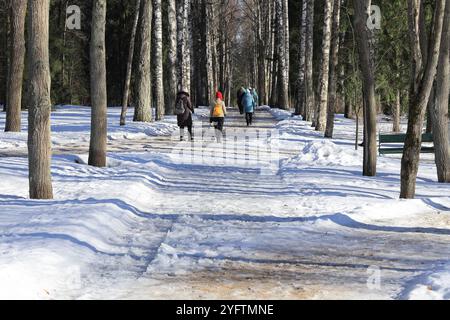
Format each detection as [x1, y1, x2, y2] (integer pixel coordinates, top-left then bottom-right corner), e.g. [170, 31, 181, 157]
[0, 0, 432, 115]
[0, 0, 448, 200]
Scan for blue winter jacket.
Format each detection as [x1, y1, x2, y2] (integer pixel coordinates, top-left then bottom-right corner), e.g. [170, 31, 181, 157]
[241, 92, 255, 113]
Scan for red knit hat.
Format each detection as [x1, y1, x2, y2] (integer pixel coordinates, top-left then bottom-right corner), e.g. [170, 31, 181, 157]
[216, 91, 223, 100]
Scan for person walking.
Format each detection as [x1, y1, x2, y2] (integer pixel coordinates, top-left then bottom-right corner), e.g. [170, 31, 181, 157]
[237, 87, 246, 115]
[241, 89, 255, 126]
[210, 91, 227, 143]
[250, 87, 259, 108]
[174, 89, 194, 141]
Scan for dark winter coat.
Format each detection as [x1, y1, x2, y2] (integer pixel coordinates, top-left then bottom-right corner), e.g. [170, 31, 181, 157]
[175, 91, 194, 127]
[237, 88, 246, 114]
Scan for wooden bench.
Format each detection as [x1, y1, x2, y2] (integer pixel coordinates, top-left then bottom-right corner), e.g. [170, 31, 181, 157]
[379, 133, 435, 155]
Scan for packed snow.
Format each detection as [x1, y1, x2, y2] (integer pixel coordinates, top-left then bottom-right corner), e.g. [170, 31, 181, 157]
[0, 105, 449, 300]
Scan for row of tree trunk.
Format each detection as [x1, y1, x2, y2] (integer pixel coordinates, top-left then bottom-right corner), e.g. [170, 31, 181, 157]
[293, 0, 449, 197]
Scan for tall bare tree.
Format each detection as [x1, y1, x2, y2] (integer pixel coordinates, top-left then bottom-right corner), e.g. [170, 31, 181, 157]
[295, 0, 307, 116]
[177, 0, 191, 93]
[276, 0, 289, 109]
[315, 0, 334, 131]
[401, 0, 446, 198]
[354, 0, 378, 177]
[89, 0, 108, 167]
[152, 0, 164, 120]
[304, 0, 315, 121]
[134, 0, 152, 122]
[325, 0, 341, 138]
[5, 0, 27, 132]
[120, 0, 141, 126]
[27, 0, 53, 199]
[431, 1, 449, 183]
[165, 0, 177, 115]
[0, 0, 9, 111]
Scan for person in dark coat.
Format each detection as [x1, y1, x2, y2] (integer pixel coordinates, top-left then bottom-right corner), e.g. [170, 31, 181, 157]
[175, 90, 194, 141]
[237, 87, 246, 115]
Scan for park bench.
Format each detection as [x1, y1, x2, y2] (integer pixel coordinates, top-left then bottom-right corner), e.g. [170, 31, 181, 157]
[378, 133, 434, 155]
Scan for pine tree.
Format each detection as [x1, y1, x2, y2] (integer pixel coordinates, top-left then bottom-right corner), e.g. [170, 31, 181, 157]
[5, 0, 27, 132]
[27, 0, 53, 199]
[120, 0, 141, 126]
[89, 0, 108, 167]
[134, 0, 152, 122]
[401, 0, 446, 198]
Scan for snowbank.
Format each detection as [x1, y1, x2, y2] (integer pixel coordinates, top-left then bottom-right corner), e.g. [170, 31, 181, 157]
[406, 265, 450, 300]
[283, 140, 362, 167]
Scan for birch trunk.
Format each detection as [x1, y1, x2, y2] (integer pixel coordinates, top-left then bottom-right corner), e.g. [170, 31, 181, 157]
[315, 0, 333, 131]
[152, 0, 164, 120]
[276, 0, 289, 110]
[177, 0, 191, 93]
[325, 0, 341, 138]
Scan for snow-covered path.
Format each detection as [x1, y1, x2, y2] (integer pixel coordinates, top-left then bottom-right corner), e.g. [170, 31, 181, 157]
[0, 107, 449, 300]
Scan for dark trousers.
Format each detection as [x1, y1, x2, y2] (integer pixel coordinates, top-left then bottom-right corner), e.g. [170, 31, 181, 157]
[179, 113, 193, 139]
[180, 124, 192, 137]
[210, 117, 224, 132]
[246, 112, 253, 126]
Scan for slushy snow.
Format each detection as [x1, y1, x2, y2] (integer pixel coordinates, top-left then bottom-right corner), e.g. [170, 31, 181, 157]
[0, 105, 449, 300]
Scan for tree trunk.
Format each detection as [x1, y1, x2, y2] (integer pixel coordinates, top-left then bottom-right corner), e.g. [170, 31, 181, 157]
[89, 0, 108, 167]
[393, 89, 401, 133]
[0, 1, 9, 111]
[177, 0, 191, 93]
[283, 0, 290, 105]
[5, 0, 27, 132]
[315, 0, 334, 131]
[134, 0, 152, 122]
[27, 0, 53, 199]
[120, 0, 141, 126]
[165, 0, 177, 115]
[431, 1, 450, 183]
[401, 0, 446, 199]
[296, 0, 307, 116]
[325, 0, 341, 138]
[276, 0, 289, 110]
[257, 0, 266, 107]
[354, 0, 377, 177]
[152, 0, 164, 120]
[304, 0, 315, 121]
[270, 8, 278, 108]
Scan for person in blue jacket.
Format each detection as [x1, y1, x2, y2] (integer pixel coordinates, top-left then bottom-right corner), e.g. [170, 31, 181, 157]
[250, 87, 259, 108]
[241, 89, 256, 126]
